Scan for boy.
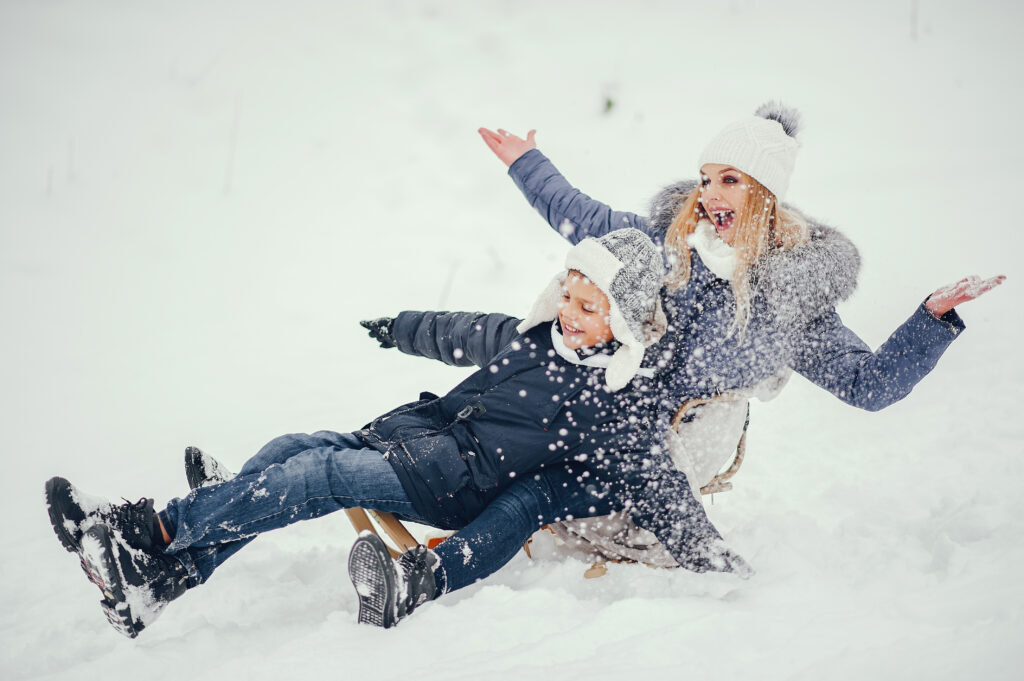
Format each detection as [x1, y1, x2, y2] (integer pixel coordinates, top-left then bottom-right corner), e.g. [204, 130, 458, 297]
[45, 229, 745, 638]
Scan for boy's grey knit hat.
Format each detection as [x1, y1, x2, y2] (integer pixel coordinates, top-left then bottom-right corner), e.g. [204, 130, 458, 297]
[518, 228, 667, 391]
[567, 229, 665, 343]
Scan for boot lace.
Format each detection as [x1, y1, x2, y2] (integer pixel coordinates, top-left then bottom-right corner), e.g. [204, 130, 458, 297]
[106, 497, 159, 548]
[397, 546, 437, 616]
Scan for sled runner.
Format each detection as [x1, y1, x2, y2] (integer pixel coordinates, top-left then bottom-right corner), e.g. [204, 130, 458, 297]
[345, 393, 753, 571]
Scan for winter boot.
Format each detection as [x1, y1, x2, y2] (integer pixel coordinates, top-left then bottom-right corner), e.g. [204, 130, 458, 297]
[184, 446, 234, 490]
[347, 533, 439, 628]
[78, 523, 189, 638]
[45, 476, 164, 554]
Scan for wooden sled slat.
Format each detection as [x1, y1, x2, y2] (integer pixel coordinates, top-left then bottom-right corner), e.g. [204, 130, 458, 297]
[344, 508, 418, 559]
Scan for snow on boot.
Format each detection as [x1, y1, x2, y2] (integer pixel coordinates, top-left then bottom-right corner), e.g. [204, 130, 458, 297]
[395, 543, 440, 621]
[184, 446, 233, 490]
[78, 523, 188, 638]
[348, 533, 439, 628]
[45, 476, 163, 554]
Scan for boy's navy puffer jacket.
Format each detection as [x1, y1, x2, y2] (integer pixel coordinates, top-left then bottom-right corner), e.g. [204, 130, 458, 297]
[378, 309, 743, 572]
[355, 312, 659, 530]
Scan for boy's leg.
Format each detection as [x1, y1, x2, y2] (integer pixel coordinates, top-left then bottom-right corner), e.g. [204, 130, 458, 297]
[234, 430, 366, 476]
[348, 467, 610, 629]
[45, 433, 417, 638]
[163, 435, 419, 586]
[431, 467, 614, 594]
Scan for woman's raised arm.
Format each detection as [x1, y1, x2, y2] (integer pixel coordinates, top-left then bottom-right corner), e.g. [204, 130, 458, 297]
[478, 127, 652, 244]
[790, 274, 1004, 412]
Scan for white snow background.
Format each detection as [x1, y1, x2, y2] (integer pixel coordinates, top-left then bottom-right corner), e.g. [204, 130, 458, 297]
[2, 1, 1023, 679]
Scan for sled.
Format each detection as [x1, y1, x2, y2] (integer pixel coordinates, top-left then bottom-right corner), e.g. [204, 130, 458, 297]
[344, 508, 420, 559]
[672, 393, 750, 496]
[345, 394, 751, 565]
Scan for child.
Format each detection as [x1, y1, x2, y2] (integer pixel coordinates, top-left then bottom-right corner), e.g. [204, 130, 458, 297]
[45, 229, 745, 638]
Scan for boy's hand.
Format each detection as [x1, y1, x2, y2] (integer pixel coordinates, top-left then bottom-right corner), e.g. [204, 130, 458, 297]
[360, 318, 396, 349]
[478, 127, 536, 167]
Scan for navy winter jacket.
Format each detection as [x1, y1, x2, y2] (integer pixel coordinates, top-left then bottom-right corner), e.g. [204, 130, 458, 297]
[381, 310, 732, 570]
[355, 313, 658, 530]
[507, 149, 966, 412]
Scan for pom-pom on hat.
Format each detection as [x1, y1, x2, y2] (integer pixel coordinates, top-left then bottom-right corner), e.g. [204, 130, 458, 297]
[518, 229, 667, 391]
[698, 101, 802, 200]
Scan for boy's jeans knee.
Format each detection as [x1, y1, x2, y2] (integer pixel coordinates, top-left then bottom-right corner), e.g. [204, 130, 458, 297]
[162, 431, 418, 586]
[236, 431, 367, 476]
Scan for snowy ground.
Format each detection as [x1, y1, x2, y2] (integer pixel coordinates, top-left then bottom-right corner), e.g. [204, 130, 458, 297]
[2, 1, 1023, 679]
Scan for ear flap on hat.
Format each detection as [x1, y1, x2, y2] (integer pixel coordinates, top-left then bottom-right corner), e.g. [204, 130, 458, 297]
[603, 342, 645, 392]
[516, 273, 566, 334]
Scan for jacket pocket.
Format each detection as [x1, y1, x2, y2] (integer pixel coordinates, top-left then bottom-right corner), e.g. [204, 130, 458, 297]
[398, 431, 475, 499]
[451, 422, 498, 490]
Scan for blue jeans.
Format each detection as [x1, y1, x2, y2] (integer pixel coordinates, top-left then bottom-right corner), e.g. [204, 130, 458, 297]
[163, 432, 614, 595]
[431, 467, 615, 593]
[163, 431, 422, 586]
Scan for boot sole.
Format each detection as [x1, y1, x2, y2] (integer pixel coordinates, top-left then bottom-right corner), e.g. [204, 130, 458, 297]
[185, 446, 232, 490]
[348, 533, 397, 628]
[184, 447, 206, 491]
[45, 477, 82, 553]
[79, 525, 143, 639]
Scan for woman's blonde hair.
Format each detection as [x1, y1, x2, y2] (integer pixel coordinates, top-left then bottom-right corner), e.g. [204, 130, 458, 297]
[663, 172, 809, 335]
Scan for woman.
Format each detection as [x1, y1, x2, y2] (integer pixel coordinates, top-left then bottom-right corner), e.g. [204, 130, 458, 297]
[341, 103, 1004, 626]
[476, 104, 1002, 410]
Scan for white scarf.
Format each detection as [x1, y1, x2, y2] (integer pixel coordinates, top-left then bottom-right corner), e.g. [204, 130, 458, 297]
[686, 220, 737, 282]
[550, 323, 655, 378]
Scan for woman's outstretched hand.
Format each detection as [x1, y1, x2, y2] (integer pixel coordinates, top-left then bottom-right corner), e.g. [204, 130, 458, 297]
[478, 127, 536, 167]
[925, 275, 1005, 317]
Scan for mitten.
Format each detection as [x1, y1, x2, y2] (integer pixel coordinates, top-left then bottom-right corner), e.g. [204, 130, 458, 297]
[360, 317, 397, 349]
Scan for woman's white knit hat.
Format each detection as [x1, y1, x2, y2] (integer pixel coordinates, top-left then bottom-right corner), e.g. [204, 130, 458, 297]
[698, 102, 801, 200]
[518, 229, 667, 391]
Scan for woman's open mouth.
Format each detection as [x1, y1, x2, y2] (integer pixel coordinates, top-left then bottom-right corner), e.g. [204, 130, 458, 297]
[713, 210, 735, 233]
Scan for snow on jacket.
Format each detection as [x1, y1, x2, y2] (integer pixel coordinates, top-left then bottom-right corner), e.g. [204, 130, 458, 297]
[383, 310, 739, 572]
[507, 149, 966, 414]
[355, 312, 662, 530]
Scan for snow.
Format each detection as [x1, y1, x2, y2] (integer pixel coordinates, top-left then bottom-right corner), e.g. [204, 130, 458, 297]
[2, 1, 1023, 679]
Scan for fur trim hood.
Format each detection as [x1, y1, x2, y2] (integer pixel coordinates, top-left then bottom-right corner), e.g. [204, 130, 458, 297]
[648, 179, 861, 327]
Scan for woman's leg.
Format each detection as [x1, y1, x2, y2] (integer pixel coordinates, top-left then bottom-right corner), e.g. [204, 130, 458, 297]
[432, 468, 615, 594]
[162, 432, 421, 586]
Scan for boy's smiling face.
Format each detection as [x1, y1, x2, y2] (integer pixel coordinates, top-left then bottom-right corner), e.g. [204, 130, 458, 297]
[558, 270, 614, 350]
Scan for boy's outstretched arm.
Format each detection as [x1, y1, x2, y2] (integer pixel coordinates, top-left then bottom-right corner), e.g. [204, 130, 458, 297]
[362, 310, 523, 369]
